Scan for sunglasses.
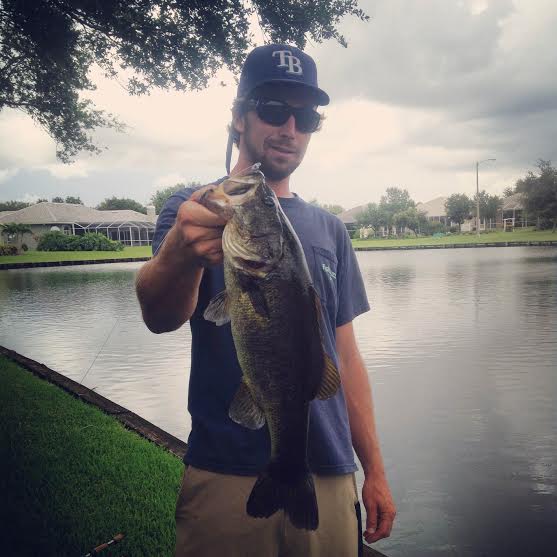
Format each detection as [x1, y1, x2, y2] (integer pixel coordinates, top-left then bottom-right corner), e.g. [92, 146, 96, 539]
[245, 98, 321, 134]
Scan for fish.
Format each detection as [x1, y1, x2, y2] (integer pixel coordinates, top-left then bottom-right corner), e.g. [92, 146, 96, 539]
[198, 164, 341, 531]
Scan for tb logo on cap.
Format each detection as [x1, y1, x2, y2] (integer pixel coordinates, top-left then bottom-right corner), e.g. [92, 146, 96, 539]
[272, 50, 303, 75]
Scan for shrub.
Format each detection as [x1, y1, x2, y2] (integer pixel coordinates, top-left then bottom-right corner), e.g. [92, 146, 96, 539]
[0, 244, 18, 256]
[77, 233, 124, 251]
[21, 243, 28, 251]
[37, 231, 72, 251]
[37, 231, 124, 252]
[424, 221, 447, 235]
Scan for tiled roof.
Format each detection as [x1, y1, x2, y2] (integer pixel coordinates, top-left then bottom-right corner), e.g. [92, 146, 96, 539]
[336, 204, 367, 224]
[416, 196, 448, 218]
[502, 192, 524, 211]
[0, 202, 154, 225]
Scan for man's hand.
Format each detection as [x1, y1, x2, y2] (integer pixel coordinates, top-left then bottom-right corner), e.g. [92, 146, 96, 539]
[362, 473, 397, 544]
[174, 185, 228, 268]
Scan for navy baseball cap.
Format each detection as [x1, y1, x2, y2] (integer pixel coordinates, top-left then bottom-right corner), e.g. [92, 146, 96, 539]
[237, 44, 330, 106]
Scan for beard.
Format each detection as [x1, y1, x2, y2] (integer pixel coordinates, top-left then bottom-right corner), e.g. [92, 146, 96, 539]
[242, 122, 303, 181]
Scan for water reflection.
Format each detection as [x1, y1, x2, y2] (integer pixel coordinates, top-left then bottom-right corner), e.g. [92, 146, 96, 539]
[1, 248, 556, 557]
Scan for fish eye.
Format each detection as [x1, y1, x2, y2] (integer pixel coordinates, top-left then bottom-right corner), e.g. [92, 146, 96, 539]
[224, 182, 253, 196]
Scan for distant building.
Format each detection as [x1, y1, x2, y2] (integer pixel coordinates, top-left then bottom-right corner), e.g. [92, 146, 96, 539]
[501, 193, 526, 228]
[415, 197, 450, 225]
[336, 205, 367, 232]
[0, 202, 157, 249]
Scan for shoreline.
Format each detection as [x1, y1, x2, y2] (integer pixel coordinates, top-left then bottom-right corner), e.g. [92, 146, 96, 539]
[1, 345, 389, 557]
[353, 240, 557, 251]
[0, 256, 150, 270]
[1, 241, 556, 269]
[0, 344, 187, 459]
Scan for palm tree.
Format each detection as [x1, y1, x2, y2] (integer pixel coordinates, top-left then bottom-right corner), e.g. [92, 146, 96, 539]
[0, 222, 32, 251]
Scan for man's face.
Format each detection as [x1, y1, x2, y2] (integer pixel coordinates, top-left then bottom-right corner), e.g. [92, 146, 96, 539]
[235, 85, 318, 181]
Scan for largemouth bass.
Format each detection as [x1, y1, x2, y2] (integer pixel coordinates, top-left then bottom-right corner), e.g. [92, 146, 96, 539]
[199, 164, 341, 531]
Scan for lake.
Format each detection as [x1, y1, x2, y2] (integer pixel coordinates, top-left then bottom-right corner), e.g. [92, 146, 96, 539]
[1, 247, 556, 557]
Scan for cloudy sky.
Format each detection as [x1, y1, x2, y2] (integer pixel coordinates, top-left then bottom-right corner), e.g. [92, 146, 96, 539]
[1, 0, 556, 210]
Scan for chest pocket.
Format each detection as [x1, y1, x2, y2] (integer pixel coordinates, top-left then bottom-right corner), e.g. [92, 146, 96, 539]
[310, 245, 338, 322]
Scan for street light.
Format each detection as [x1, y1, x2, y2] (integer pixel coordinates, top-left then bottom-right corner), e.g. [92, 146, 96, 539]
[476, 158, 496, 237]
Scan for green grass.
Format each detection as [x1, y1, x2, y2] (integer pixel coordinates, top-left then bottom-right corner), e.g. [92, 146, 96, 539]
[0, 356, 183, 557]
[352, 229, 557, 248]
[0, 246, 151, 264]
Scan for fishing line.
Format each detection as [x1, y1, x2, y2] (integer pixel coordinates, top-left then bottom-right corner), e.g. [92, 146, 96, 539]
[79, 317, 120, 385]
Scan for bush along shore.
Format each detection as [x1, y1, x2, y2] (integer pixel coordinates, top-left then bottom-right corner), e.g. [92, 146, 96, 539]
[0, 350, 388, 557]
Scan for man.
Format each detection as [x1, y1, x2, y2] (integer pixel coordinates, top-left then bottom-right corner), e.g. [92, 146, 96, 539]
[136, 44, 396, 556]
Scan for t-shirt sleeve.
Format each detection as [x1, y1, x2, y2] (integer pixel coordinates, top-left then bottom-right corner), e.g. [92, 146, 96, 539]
[336, 225, 370, 327]
[151, 190, 194, 256]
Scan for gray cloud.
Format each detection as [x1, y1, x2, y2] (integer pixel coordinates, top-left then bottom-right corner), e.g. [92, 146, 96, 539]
[1, 0, 556, 207]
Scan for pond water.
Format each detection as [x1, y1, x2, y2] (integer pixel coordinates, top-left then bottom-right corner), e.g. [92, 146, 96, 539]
[1, 247, 556, 557]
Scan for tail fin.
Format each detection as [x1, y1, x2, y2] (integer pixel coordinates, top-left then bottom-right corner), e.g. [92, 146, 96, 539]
[246, 468, 319, 530]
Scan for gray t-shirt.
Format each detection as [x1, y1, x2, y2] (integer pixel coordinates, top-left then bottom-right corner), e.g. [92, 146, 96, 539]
[152, 185, 370, 475]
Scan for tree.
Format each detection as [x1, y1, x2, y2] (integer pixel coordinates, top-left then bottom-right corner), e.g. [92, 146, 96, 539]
[503, 186, 515, 198]
[515, 160, 557, 231]
[51, 197, 65, 203]
[36, 198, 48, 203]
[445, 194, 473, 232]
[379, 187, 415, 234]
[380, 187, 415, 214]
[65, 196, 83, 205]
[322, 204, 345, 215]
[392, 207, 428, 236]
[484, 194, 502, 223]
[308, 200, 345, 215]
[473, 190, 501, 224]
[0, 200, 29, 211]
[356, 203, 389, 236]
[97, 197, 147, 214]
[0, 1, 367, 162]
[150, 182, 201, 214]
[0, 222, 32, 250]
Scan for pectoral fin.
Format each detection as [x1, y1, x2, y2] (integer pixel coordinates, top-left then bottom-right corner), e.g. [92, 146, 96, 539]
[315, 352, 341, 400]
[229, 379, 266, 430]
[204, 290, 231, 326]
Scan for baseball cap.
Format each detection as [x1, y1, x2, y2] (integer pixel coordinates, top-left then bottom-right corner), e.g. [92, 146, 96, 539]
[226, 44, 329, 173]
[237, 44, 330, 106]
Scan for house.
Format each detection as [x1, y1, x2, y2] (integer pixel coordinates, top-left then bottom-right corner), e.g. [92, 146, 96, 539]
[336, 205, 367, 232]
[0, 202, 157, 249]
[415, 197, 450, 225]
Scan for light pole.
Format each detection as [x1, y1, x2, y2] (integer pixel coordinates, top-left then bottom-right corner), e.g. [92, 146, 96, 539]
[475, 158, 496, 237]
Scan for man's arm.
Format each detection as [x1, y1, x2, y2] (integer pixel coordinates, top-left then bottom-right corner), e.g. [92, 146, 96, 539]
[336, 321, 397, 544]
[136, 188, 226, 334]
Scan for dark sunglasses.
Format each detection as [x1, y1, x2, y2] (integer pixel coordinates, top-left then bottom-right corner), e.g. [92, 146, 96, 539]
[245, 98, 321, 134]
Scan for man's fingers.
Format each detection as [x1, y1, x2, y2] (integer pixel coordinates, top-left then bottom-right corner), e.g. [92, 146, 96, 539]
[364, 512, 396, 544]
[364, 504, 378, 539]
[179, 198, 227, 228]
[194, 238, 223, 267]
[185, 225, 224, 245]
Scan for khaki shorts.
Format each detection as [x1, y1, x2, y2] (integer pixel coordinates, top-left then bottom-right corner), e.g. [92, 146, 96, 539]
[175, 466, 363, 557]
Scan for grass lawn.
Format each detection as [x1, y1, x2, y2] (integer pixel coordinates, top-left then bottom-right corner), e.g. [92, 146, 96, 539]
[352, 229, 557, 248]
[0, 355, 183, 557]
[0, 245, 152, 264]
